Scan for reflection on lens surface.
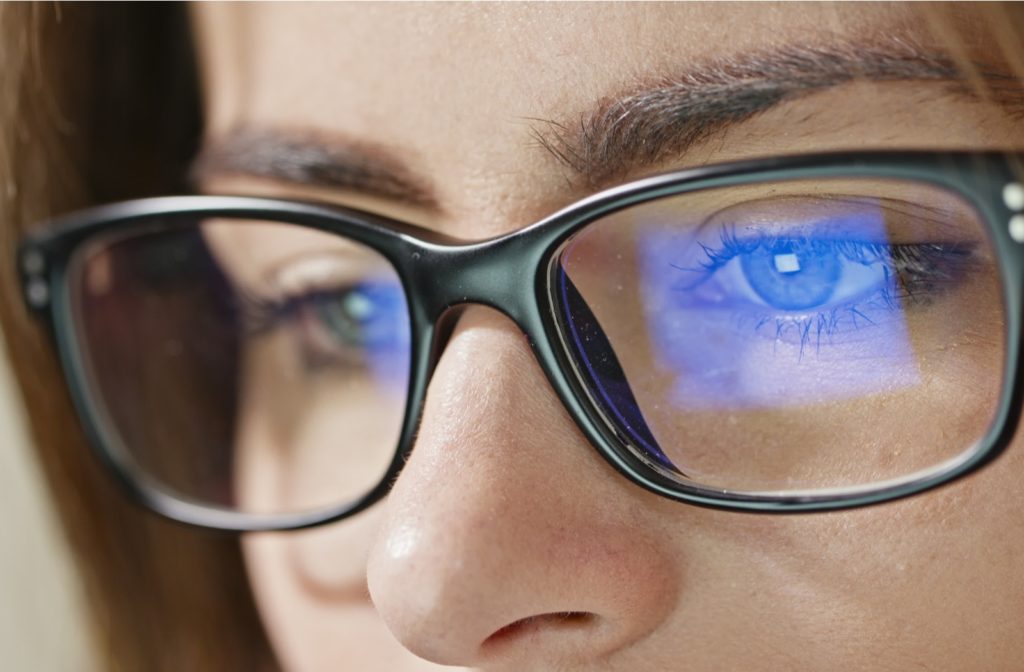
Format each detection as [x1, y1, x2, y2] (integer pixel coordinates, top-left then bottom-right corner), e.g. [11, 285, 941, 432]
[638, 198, 923, 409]
[558, 179, 1005, 491]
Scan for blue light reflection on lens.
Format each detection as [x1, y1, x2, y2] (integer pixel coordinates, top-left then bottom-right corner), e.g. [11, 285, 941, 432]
[637, 203, 922, 410]
[558, 269, 677, 470]
[319, 278, 411, 390]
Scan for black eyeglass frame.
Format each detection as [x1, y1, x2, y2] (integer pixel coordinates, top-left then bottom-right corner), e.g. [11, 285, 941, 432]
[17, 151, 1024, 531]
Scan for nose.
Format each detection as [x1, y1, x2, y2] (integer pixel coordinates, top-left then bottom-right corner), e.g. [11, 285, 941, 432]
[366, 308, 681, 668]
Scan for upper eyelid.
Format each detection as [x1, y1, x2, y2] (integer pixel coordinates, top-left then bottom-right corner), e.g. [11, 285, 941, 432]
[699, 194, 972, 242]
[693, 233, 900, 273]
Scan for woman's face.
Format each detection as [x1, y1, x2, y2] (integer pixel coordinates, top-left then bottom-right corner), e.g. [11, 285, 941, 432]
[192, 4, 1024, 671]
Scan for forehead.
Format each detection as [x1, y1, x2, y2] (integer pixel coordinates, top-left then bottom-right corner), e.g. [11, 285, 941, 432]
[191, 4, 1016, 229]
[194, 4, 913, 122]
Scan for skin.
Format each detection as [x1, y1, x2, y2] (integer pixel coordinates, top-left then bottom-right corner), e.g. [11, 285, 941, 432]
[191, 3, 1024, 671]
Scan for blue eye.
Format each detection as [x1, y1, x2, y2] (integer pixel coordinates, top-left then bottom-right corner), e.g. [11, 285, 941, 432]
[314, 280, 407, 351]
[739, 240, 841, 311]
[239, 276, 410, 379]
[686, 230, 903, 324]
[625, 193, 986, 412]
[302, 279, 410, 380]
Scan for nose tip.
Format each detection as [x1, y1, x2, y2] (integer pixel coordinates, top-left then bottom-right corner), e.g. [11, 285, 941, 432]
[369, 497, 680, 667]
[366, 308, 680, 667]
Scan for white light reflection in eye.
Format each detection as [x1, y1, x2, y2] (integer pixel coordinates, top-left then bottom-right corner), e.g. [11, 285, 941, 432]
[773, 253, 801, 274]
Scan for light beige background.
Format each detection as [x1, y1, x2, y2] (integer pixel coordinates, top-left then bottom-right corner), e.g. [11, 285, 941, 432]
[0, 327, 97, 671]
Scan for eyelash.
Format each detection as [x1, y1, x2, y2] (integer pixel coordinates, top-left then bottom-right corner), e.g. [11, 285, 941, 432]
[695, 226, 974, 296]
[698, 227, 969, 279]
[235, 285, 359, 370]
[237, 285, 335, 337]
[687, 227, 977, 351]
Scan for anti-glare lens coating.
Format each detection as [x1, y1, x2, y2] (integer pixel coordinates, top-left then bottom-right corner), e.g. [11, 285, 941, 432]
[557, 178, 1006, 494]
[68, 219, 411, 515]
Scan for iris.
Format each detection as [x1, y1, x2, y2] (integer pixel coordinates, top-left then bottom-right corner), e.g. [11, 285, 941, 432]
[310, 278, 410, 386]
[316, 279, 408, 352]
[739, 240, 841, 311]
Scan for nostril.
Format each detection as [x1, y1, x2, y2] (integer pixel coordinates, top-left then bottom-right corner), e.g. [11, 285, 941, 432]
[484, 611, 596, 648]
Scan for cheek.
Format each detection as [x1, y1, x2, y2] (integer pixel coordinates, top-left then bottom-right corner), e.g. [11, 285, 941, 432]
[244, 510, 453, 672]
[236, 344, 449, 670]
[232, 331, 405, 514]
[653, 435, 1024, 667]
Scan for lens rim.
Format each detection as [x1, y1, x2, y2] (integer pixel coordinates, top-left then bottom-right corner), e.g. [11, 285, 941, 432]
[17, 151, 1024, 530]
[26, 200, 432, 531]
[66, 219, 412, 521]
[538, 152, 1024, 513]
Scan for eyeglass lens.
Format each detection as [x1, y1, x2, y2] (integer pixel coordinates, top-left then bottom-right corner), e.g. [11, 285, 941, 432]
[70, 221, 411, 515]
[557, 177, 1005, 493]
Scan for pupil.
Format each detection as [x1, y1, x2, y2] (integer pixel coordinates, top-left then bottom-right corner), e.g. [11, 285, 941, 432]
[740, 241, 840, 310]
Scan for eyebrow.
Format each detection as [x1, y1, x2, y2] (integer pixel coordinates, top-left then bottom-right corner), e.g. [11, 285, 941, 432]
[191, 129, 440, 209]
[192, 37, 1023, 204]
[533, 38, 1024, 186]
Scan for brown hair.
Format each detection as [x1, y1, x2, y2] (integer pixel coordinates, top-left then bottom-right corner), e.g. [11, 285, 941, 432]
[0, 4, 275, 670]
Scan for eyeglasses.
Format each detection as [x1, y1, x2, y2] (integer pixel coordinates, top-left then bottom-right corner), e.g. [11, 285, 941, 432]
[17, 151, 1024, 531]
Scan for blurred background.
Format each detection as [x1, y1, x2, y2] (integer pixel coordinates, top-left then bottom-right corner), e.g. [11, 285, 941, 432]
[0, 326, 97, 670]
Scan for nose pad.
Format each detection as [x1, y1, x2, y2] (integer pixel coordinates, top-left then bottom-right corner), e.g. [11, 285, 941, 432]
[427, 303, 467, 366]
[367, 307, 681, 667]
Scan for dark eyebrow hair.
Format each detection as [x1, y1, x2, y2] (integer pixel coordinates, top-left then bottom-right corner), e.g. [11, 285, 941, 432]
[531, 38, 1024, 187]
[192, 37, 1023, 204]
[191, 129, 440, 209]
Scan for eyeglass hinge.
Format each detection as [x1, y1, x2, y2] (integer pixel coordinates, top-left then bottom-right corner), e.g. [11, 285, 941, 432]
[20, 249, 50, 310]
[1003, 183, 1024, 243]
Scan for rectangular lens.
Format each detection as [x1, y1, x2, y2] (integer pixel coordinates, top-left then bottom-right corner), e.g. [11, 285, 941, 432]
[68, 217, 410, 515]
[557, 178, 1006, 492]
